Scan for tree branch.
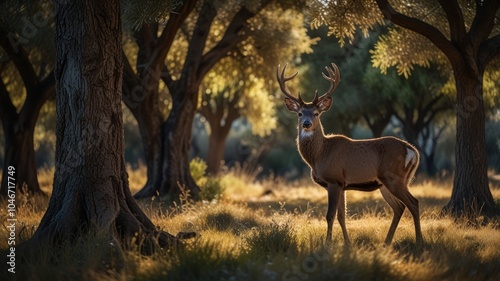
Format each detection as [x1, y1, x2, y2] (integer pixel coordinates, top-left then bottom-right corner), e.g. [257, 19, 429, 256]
[0, 26, 39, 93]
[122, 50, 143, 115]
[198, 0, 272, 79]
[469, 0, 500, 46]
[172, 0, 217, 92]
[437, 0, 466, 43]
[152, 0, 198, 68]
[375, 0, 461, 64]
[478, 34, 500, 69]
[160, 64, 174, 88]
[421, 94, 444, 117]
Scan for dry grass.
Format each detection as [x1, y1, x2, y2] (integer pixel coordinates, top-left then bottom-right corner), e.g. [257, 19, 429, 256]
[1, 166, 500, 281]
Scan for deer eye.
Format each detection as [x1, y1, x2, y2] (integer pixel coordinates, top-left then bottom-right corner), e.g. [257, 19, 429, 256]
[314, 113, 319, 116]
[298, 113, 303, 116]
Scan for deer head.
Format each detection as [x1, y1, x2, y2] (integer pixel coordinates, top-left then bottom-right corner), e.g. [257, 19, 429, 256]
[276, 63, 340, 133]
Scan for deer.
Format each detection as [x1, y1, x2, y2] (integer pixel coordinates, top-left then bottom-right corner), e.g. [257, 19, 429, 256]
[276, 63, 423, 245]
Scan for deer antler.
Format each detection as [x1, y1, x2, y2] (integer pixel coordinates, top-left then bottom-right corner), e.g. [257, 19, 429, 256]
[318, 63, 340, 101]
[276, 64, 303, 104]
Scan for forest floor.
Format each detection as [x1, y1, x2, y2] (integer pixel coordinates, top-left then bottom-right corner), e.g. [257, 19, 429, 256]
[1, 165, 500, 281]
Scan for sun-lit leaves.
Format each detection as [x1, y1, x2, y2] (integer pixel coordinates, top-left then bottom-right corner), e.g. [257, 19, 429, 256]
[310, 0, 500, 79]
[309, 0, 384, 47]
[370, 27, 442, 78]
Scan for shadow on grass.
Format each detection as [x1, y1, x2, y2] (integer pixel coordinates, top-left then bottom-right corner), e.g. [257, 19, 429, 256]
[204, 210, 262, 233]
[245, 193, 452, 219]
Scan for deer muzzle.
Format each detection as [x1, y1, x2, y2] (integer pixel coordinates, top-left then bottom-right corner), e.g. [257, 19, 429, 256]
[302, 120, 312, 129]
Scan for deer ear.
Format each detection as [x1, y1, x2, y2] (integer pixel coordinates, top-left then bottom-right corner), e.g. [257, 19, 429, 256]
[284, 97, 301, 113]
[318, 97, 333, 112]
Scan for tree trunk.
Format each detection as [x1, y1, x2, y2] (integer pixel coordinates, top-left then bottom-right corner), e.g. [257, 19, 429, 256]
[130, 104, 163, 198]
[206, 122, 231, 175]
[32, 0, 178, 250]
[122, 50, 164, 198]
[443, 67, 497, 217]
[1, 123, 44, 198]
[159, 86, 200, 196]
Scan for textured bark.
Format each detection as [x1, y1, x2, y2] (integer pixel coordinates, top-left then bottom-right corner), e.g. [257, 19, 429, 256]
[32, 0, 178, 250]
[444, 68, 496, 216]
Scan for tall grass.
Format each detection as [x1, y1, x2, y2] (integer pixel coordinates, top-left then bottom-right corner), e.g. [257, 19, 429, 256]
[0, 166, 499, 281]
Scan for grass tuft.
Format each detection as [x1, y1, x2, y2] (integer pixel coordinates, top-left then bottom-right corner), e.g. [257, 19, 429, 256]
[245, 220, 297, 257]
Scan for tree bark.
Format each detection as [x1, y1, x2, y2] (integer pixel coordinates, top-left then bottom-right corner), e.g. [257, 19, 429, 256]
[443, 67, 497, 217]
[32, 0, 179, 251]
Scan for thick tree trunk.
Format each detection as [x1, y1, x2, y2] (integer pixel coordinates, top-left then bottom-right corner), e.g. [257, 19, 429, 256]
[206, 123, 231, 175]
[32, 0, 179, 250]
[443, 68, 497, 217]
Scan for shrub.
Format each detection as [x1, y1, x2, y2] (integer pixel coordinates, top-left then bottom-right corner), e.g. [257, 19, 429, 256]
[199, 176, 225, 202]
[189, 157, 207, 183]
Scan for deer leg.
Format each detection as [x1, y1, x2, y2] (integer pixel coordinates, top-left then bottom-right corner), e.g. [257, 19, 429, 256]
[326, 183, 342, 243]
[379, 186, 405, 245]
[399, 190, 423, 245]
[337, 190, 350, 244]
[383, 180, 423, 245]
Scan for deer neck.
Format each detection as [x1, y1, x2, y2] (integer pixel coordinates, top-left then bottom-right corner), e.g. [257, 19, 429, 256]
[297, 124, 325, 167]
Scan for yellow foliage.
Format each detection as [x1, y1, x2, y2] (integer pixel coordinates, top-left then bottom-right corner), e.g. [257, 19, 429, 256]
[193, 4, 317, 137]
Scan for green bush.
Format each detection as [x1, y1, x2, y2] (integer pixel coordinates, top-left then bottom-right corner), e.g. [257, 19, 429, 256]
[190, 157, 208, 183]
[189, 158, 225, 202]
[199, 176, 225, 202]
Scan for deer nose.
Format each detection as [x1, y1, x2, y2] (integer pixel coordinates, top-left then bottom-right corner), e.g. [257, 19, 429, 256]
[302, 120, 312, 129]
